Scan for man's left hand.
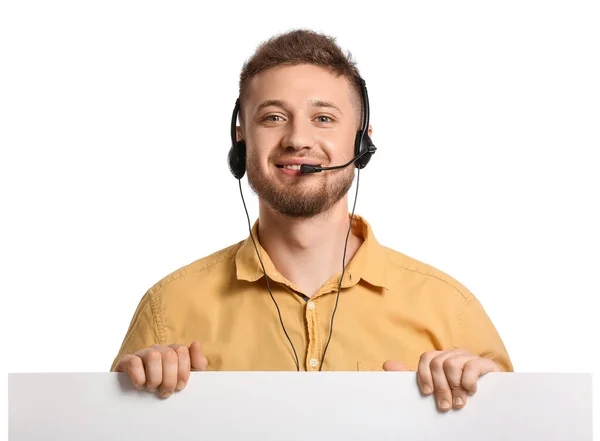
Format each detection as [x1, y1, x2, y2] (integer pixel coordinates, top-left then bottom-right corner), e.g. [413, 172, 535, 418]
[383, 349, 500, 411]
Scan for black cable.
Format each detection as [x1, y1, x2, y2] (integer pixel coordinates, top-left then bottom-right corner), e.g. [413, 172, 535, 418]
[237, 168, 360, 372]
[238, 179, 301, 371]
[319, 168, 360, 371]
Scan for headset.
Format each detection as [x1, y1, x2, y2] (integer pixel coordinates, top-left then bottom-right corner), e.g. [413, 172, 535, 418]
[228, 76, 377, 371]
[228, 77, 376, 179]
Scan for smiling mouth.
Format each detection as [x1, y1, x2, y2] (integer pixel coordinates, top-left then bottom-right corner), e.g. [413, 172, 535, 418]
[276, 164, 321, 171]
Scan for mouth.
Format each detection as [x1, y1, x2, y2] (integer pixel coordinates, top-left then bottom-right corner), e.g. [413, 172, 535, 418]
[275, 163, 322, 176]
[275, 164, 320, 171]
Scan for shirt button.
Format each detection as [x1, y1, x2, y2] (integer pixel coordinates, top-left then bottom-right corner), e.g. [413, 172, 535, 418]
[309, 358, 319, 367]
[307, 301, 315, 310]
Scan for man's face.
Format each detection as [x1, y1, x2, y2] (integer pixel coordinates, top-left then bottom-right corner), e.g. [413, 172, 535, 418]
[239, 64, 361, 218]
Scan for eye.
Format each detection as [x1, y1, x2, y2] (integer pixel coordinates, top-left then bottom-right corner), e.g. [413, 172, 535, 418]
[263, 115, 284, 122]
[315, 115, 333, 124]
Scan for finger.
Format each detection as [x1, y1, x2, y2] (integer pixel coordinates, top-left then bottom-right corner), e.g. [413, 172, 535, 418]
[189, 341, 208, 371]
[140, 347, 163, 392]
[382, 360, 410, 371]
[429, 352, 459, 412]
[169, 344, 190, 391]
[114, 354, 146, 390]
[443, 353, 478, 409]
[158, 347, 179, 398]
[461, 357, 500, 396]
[416, 351, 442, 395]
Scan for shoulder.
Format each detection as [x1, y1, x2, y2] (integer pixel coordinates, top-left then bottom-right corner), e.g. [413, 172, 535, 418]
[146, 240, 244, 297]
[382, 245, 475, 302]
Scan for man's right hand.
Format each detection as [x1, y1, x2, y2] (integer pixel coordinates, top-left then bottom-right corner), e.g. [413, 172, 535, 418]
[114, 341, 208, 398]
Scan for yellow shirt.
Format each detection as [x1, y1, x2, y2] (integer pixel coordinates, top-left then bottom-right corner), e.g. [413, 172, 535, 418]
[110, 214, 513, 372]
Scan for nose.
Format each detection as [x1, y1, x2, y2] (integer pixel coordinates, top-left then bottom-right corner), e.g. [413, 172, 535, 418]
[280, 118, 314, 151]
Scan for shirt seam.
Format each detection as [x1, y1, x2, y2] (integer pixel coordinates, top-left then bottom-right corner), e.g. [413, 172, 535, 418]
[388, 261, 473, 302]
[148, 245, 240, 296]
[145, 247, 241, 345]
[454, 297, 471, 349]
[148, 290, 167, 345]
[390, 262, 473, 350]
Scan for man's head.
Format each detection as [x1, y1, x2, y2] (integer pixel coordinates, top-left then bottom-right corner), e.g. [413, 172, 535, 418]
[235, 29, 372, 218]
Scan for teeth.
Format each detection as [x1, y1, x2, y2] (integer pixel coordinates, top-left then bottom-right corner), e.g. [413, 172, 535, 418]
[283, 164, 302, 170]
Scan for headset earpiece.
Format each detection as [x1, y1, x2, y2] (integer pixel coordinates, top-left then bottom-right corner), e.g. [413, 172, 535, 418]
[353, 78, 376, 169]
[228, 140, 246, 180]
[354, 132, 375, 169]
[228, 99, 246, 179]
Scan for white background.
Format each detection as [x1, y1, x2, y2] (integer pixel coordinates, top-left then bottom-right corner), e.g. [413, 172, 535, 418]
[1, 0, 598, 439]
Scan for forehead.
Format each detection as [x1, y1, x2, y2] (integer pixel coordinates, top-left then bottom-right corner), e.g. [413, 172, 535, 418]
[244, 64, 355, 113]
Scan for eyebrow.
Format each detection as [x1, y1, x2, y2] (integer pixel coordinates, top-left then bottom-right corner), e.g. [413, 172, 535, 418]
[255, 99, 343, 114]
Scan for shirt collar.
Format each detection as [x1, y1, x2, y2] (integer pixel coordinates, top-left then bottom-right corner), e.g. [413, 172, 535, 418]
[235, 214, 389, 291]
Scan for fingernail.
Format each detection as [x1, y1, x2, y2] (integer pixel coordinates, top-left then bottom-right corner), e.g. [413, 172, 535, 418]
[455, 397, 463, 406]
[439, 400, 450, 410]
[422, 385, 432, 394]
[176, 380, 185, 391]
[160, 391, 173, 398]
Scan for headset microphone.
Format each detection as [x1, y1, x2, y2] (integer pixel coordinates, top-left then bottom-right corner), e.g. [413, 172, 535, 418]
[300, 145, 377, 174]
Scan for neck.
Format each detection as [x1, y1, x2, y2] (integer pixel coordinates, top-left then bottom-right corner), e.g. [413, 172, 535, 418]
[257, 197, 363, 297]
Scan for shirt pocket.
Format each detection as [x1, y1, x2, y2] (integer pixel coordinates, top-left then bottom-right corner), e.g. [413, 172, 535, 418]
[357, 360, 384, 371]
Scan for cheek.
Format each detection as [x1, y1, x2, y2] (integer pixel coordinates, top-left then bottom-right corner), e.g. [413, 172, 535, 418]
[246, 143, 271, 170]
[316, 132, 356, 159]
[248, 131, 282, 164]
[248, 130, 274, 152]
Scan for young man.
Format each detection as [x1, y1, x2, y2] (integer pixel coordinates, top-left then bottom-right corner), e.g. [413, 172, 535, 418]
[111, 29, 512, 413]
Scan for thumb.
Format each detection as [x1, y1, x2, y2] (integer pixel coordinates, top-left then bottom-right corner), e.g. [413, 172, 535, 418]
[189, 341, 208, 371]
[383, 360, 411, 371]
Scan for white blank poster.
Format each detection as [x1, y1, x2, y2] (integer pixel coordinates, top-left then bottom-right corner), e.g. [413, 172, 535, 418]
[9, 372, 592, 440]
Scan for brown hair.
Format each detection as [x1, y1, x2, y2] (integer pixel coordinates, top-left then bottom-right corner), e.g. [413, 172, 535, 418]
[238, 29, 363, 125]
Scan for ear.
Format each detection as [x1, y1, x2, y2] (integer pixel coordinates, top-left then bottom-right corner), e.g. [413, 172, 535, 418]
[236, 125, 244, 142]
[368, 123, 373, 138]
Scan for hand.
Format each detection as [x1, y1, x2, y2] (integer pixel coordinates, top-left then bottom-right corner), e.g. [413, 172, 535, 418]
[384, 349, 500, 412]
[114, 341, 208, 398]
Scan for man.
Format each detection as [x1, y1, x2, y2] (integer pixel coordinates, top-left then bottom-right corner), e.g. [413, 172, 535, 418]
[111, 29, 513, 413]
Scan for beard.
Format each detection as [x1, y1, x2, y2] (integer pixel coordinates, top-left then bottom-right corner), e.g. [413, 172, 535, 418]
[246, 152, 355, 218]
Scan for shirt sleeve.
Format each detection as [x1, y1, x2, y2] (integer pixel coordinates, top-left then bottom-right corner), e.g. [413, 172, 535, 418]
[109, 292, 163, 372]
[456, 297, 514, 372]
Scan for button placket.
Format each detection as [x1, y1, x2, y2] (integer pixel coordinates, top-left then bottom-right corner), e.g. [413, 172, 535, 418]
[305, 298, 320, 370]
